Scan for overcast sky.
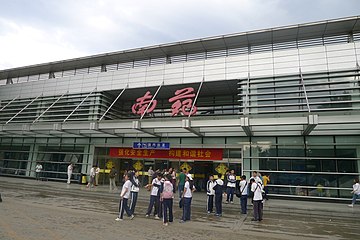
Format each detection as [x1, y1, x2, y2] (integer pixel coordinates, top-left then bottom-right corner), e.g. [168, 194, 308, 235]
[0, 0, 359, 70]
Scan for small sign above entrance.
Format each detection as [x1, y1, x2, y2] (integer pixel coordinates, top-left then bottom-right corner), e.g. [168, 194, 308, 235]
[133, 142, 170, 150]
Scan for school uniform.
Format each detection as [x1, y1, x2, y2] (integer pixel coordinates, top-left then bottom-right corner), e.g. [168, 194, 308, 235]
[251, 181, 263, 221]
[130, 176, 139, 214]
[118, 179, 133, 219]
[226, 174, 236, 202]
[213, 178, 224, 216]
[146, 178, 161, 217]
[239, 179, 248, 214]
[161, 180, 174, 223]
[181, 180, 195, 221]
[206, 180, 215, 213]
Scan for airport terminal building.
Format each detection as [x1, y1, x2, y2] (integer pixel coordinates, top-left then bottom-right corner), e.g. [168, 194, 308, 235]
[0, 16, 359, 200]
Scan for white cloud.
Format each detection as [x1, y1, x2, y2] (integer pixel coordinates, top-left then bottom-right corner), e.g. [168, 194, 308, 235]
[0, 0, 359, 70]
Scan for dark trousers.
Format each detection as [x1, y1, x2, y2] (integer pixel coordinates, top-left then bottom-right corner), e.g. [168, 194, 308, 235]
[118, 198, 132, 219]
[35, 172, 41, 180]
[146, 195, 160, 216]
[264, 186, 269, 200]
[162, 198, 173, 223]
[130, 191, 138, 214]
[178, 184, 184, 208]
[253, 200, 263, 221]
[215, 193, 222, 215]
[181, 197, 192, 221]
[226, 187, 235, 202]
[240, 195, 248, 214]
[207, 195, 214, 212]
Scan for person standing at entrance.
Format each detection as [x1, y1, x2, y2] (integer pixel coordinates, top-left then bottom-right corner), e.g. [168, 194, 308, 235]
[87, 166, 96, 188]
[67, 163, 73, 184]
[206, 175, 215, 214]
[177, 168, 187, 208]
[348, 178, 360, 207]
[115, 173, 135, 221]
[95, 166, 100, 186]
[161, 174, 174, 226]
[145, 173, 162, 219]
[251, 178, 263, 221]
[213, 173, 224, 217]
[226, 170, 236, 203]
[109, 167, 117, 191]
[180, 174, 195, 223]
[35, 163, 43, 181]
[239, 175, 248, 214]
[148, 167, 154, 184]
[130, 170, 140, 214]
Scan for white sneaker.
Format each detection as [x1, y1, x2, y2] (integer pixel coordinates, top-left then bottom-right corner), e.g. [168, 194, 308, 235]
[154, 215, 160, 220]
[163, 223, 168, 226]
[348, 204, 354, 207]
[115, 217, 123, 221]
[145, 214, 149, 217]
[130, 215, 135, 220]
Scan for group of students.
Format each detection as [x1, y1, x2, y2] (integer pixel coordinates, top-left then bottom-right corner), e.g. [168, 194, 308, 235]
[115, 168, 195, 225]
[206, 171, 268, 221]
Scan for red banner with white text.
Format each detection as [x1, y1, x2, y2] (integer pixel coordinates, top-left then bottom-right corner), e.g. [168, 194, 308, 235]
[109, 148, 223, 161]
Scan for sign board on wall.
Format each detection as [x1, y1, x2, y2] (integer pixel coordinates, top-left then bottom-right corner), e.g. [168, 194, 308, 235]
[133, 142, 170, 150]
[109, 148, 223, 161]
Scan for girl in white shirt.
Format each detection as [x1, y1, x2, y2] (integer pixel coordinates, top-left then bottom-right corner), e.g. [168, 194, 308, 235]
[180, 174, 195, 223]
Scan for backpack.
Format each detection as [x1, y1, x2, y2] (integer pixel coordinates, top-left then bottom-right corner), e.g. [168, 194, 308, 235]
[162, 181, 174, 199]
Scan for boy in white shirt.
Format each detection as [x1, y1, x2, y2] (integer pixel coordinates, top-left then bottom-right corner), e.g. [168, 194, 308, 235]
[213, 174, 224, 217]
[130, 170, 140, 214]
[67, 163, 73, 184]
[239, 175, 248, 214]
[115, 173, 135, 221]
[251, 178, 263, 221]
[206, 175, 215, 213]
[145, 173, 162, 219]
[35, 163, 43, 181]
[226, 170, 236, 203]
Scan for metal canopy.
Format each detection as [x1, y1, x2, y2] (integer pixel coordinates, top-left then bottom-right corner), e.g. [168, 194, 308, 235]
[1, 16, 359, 79]
[0, 114, 359, 138]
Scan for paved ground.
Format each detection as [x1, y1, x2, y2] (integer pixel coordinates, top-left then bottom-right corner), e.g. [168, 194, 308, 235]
[0, 177, 359, 240]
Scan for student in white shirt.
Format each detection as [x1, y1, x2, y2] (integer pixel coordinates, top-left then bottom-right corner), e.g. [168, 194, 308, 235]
[145, 173, 162, 219]
[213, 173, 224, 217]
[130, 170, 140, 214]
[115, 173, 134, 221]
[226, 170, 236, 203]
[206, 175, 215, 213]
[35, 163, 43, 181]
[180, 174, 196, 223]
[251, 178, 263, 221]
[239, 175, 248, 214]
[67, 163, 73, 184]
[348, 178, 360, 207]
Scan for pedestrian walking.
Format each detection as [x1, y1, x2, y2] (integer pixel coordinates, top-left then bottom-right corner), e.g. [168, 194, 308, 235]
[213, 174, 224, 217]
[239, 175, 248, 214]
[206, 175, 215, 214]
[180, 174, 195, 223]
[226, 170, 236, 203]
[161, 174, 174, 226]
[145, 173, 162, 219]
[87, 166, 96, 188]
[251, 178, 264, 221]
[109, 167, 117, 191]
[67, 163, 73, 184]
[115, 173, 135, 221]
[35, 163, 43, 181]
[130, 170, 140, 214]
[95, 166, 100, 186]
[0, 193, 2, 202]
[348, 178, 360, 207]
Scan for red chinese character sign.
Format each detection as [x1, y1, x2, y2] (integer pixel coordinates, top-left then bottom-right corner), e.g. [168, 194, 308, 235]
[131, 91, 157, 115]
[168, 87, 197, 116]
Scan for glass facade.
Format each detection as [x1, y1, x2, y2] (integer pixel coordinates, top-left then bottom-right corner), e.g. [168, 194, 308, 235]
[243, 136, 360, 199]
